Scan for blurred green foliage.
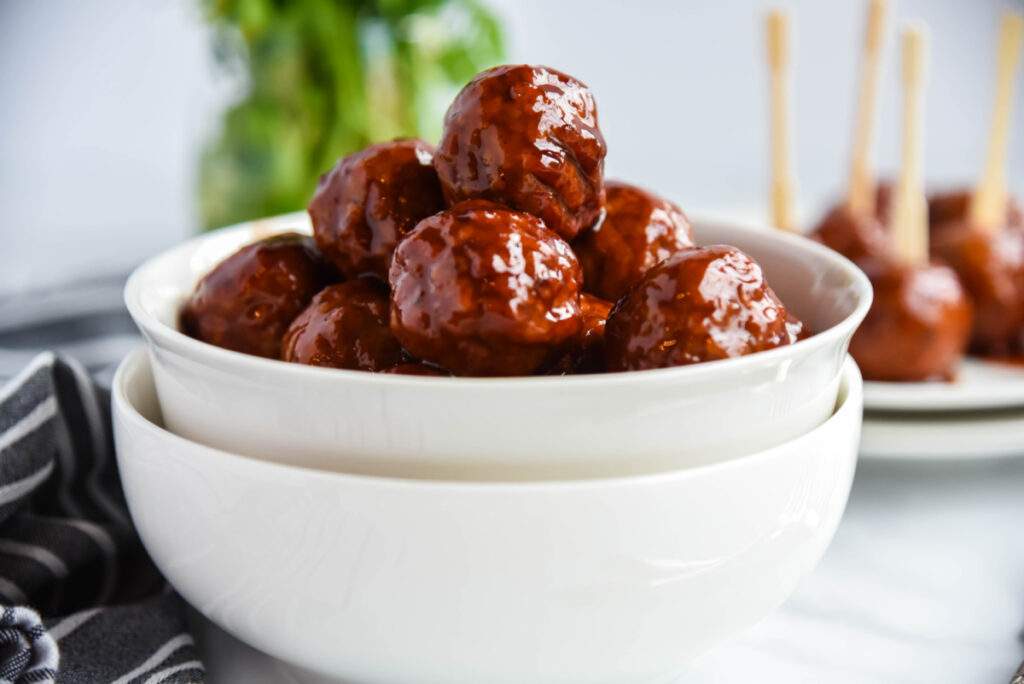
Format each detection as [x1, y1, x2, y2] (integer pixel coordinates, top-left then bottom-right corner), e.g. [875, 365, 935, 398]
[199, 0, 504, 230]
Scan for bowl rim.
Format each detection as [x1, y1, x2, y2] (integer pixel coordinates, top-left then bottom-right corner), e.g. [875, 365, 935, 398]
[113, 346, 863, 491]
[124, 212, 873, 388]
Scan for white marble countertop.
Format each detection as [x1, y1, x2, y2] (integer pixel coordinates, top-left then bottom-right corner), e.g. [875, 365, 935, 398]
[195, 454, 1024, 684]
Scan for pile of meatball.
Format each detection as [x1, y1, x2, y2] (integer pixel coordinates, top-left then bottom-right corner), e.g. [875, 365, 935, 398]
[181, 64, 805, 377]
[811, 184, 1024, 381]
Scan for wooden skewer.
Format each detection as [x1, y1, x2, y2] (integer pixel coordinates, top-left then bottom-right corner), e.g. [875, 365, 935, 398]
[969, 12, 1024, 234]
[891, 26, 929, 266]
[847, 0, 889, 216]
[766, 9, 797, 232]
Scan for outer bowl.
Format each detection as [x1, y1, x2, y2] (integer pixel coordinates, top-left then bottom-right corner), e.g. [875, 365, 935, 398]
[124, 213, 871, 480]
[113, 348, 862, 684]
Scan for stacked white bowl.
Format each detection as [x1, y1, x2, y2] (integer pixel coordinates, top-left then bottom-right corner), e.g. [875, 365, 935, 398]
[116, 214, 871, 684]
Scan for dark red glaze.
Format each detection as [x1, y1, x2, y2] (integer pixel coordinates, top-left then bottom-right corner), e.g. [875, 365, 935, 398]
[850, 183, 1024, 227]
[928, 190, 1024, 246]
[928, 190, 972, 230]
[281, 280, 404, 371]
[309, 139, 446, 280]
[811, 187, 1024, 268]
[546, 293, 613, 375]
[389, 199, 583, 376]
[180, 233, 334, 359]
[849, 263, 972, 381]
[870, 186, 1023, 240]
[809, 203, 890, 265]
[928, 189, 1023, 227]
[874, 181, 895, 227]
[383, 362, 450, 376]
[604, 245, 794, 371]
[433, 64, 607, 241]
[989, 354, 1024, 367]
[578, 293, 613, 351]
[573, 181, 694, 301]
[931, 226, 1024, 356]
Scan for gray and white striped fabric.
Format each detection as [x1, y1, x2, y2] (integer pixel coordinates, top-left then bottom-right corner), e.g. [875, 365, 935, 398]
[0, 277, 203, 683]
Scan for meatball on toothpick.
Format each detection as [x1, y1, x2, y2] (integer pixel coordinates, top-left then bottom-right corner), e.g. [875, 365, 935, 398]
[849, 28, 973, 382]
[929, 13, 1024, 356]
[809, 0, 892, 265]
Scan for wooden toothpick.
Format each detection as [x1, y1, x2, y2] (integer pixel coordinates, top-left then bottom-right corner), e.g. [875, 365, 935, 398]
[766, 9, 797, 231]
[891, 26, 929, 266]
[847, 0, 889, 216]
[969, 12, 1024, 234]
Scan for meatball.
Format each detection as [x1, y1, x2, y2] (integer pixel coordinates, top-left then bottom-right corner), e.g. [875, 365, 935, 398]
[180, 233, 333, 358]
[928, 189, 1024, 245]
[931, 227, 1024, 356]
[573, 181, 694, 301]
[433, 64, 607, 241]
[546, 293, 613, 375]
[389, 199, 583, 376]
[928, 190, 972, 230]
[281, 280, 404, 371]
[384, 362, 450, 377]
[809, 203, 890, 265]
[604, 245, 794, 371]
[874, 181, 895, 227]
[849, 263, 972, 381]
[309, 139, 446, 280]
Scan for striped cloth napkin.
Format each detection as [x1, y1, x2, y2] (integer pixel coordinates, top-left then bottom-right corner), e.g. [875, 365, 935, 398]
[0, 277, 203, 683]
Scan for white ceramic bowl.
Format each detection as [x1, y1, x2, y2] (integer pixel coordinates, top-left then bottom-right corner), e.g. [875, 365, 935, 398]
[113, 348, 862, 684]
[125, 213, 870, 480]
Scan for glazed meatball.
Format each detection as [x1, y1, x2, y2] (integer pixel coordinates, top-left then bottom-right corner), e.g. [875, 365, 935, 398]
[873, 181, 895, 227]
[928, 190, 972, 230]
[928, 190, 1023, 229]
[546, 293, 613, 375]
[849, 263, 972, 381]
[573, 181, 694, 301]
[928, 189, 1024, 246]
[433, 64, 607, 241]
[809, 203, 890, 265]
[604, 245, 794, 371]
[282, 280, 404, 371]
[180, 233, 333, 358]
[383, 362, 450, 377]
[389, 199, 583, 376]
[931, 227, 1024, 356]
[309, 139, 446, 280]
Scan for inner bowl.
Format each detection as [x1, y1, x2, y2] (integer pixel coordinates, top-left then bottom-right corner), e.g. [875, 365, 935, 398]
[113, 347, 862, 684]
[124, 213, 871, 480]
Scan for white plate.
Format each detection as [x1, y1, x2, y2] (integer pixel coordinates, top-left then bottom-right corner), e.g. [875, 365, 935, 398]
[860, 408, 1024, 461]
[863, 357, 1024, 412]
